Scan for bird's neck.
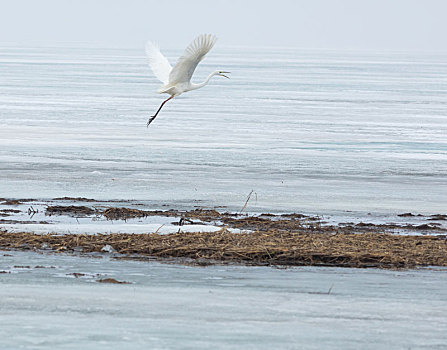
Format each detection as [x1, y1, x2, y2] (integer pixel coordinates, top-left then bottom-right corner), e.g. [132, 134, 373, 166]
[189, 71, 218, 91]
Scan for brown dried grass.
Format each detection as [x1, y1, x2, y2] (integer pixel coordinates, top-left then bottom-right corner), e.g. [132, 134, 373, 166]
[1, 230, 446, 268]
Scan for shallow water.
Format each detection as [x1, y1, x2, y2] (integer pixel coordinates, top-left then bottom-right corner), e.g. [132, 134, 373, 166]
[1, 250, 447, 350]
[1, 46, 446, 219]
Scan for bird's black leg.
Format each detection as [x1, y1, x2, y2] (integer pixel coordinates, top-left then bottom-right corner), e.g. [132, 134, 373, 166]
[147, 96, 174, 127]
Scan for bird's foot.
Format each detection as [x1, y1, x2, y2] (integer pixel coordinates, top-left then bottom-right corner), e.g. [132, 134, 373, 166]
[146, 116, 156, 127]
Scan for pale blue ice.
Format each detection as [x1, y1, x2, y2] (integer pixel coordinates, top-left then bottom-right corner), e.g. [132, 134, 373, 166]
[1, 251, 447, 350]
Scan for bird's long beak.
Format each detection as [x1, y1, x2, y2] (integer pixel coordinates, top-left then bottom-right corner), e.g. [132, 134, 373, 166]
[219, 71, 231, 79]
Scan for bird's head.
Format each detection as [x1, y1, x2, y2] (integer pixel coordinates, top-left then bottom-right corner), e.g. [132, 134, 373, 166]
[216, 71, 231, 79]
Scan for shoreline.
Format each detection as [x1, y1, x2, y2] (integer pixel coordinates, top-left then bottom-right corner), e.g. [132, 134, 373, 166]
[1, 197, 447, 269]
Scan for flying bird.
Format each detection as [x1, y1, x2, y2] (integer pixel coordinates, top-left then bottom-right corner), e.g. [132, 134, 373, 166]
[145, 34, 230, 126]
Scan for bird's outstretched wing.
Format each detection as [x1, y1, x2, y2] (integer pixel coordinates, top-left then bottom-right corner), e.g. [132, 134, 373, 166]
[169, 34, 217, 84]
[145, 41, 172, 85]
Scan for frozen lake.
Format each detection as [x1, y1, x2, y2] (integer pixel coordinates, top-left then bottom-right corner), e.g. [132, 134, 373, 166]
[1, 46, 446, 348]
[1, 250, 446, 349]
[1, 46, 447, 220]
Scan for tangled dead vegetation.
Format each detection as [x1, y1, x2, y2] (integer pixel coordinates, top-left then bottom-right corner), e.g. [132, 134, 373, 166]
[2, 200, 447, 269]
[1, 230, 446, 269]
[45, 205, 95, 217]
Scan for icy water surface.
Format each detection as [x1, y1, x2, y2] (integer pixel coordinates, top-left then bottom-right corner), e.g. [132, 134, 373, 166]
[1, 250, 447, 349]
[0, 46, 447, 218]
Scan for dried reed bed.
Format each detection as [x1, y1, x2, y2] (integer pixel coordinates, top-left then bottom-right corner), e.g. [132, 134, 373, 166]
[1, 230, 446, 268]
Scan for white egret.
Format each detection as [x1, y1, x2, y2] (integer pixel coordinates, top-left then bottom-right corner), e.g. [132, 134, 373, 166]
[145, 33, 230, 126]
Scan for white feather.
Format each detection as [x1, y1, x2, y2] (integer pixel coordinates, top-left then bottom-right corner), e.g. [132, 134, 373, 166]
[168, 34, 217, 84]
[144, 34, 229, 126]
[145, 41, 172, 85]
